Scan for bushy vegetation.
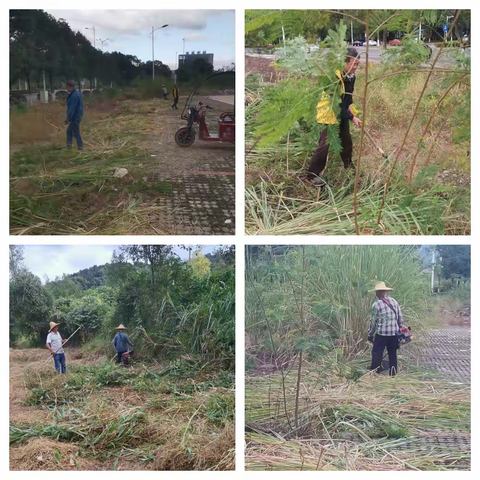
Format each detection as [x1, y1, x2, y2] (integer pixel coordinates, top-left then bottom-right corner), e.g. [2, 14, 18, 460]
[246, 245, 431, 360]
[245, 10, 470, 235]
[10, 245, 235, 359]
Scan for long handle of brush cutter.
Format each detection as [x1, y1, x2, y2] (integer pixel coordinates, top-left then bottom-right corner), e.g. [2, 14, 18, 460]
[45, 325, 82, 362]
[43, 118, 67, 134]
[363, 128, 388, 159]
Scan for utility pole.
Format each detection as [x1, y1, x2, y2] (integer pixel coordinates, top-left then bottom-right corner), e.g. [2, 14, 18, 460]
[151, 24, 169, 81]
[152, 26, 155, 81]
[351, 21, 354, 45]
[183, 38, 185, 54]
[40, 69, 48, 103]
[85, 26, 96, 48]
[86, 26, 97, 88]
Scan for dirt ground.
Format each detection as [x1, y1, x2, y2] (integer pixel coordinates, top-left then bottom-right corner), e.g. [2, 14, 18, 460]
[10, 348, 235, 471]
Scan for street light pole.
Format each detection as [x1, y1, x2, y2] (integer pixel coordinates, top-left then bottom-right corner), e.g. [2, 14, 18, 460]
[86, 26, 97, 88]
[85, 26, 96, 48]
[98, 38, 111, 52]
[151, 25, 169, 81]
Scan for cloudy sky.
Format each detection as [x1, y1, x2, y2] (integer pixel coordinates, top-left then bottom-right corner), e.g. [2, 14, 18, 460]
[45, 9, 235, 69]
[21, 245, 225, 282]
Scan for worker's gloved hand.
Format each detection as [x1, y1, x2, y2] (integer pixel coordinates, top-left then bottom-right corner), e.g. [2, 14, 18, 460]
[367, 335, 374, 343]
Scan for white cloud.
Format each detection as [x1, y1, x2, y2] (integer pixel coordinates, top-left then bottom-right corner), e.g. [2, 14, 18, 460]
[23, 245, 118, 282]
[46, 10, 230, 38]
[184, 32, 207, 42]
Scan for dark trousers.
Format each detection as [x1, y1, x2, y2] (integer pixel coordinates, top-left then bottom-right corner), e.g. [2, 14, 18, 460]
[370, 334, 398, 376]
[66, 121, 83, 150]
[172, 97, 179, 109]
[116, 351, 128, 367]
[308, 120, 353, 177]
[53, 353, 67, 374]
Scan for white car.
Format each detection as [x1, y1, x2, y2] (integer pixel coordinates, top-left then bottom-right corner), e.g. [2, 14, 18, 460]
[362, 40, 378, 46]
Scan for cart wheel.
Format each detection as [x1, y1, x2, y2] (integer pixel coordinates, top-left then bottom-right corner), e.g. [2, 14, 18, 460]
[175, 127, 195, 147]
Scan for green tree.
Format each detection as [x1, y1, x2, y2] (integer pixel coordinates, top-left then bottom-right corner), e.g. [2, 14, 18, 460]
[437, 246, 471, 279]
[191, 250, 211, 278]
[10, 270, 53, 344]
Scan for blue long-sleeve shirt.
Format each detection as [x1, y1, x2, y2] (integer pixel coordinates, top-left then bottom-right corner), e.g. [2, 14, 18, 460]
[113, 332, 133, 352]
[66, 89, 84, 123]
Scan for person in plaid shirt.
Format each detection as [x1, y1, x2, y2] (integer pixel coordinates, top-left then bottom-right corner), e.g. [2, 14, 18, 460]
[368, 281, 404, 376]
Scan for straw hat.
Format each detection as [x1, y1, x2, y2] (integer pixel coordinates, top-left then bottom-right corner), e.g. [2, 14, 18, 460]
[48, 321, 61, 332]
[115, 324, 127, 330]
[374, 281, 393, 291]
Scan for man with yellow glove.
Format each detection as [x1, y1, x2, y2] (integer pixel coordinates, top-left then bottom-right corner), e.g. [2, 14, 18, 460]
[308, 47, 362, 187]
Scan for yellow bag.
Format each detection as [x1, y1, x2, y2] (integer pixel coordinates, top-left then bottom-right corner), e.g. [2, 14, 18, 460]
[316, 70, 346, 125]
[316, 92, 337, 124]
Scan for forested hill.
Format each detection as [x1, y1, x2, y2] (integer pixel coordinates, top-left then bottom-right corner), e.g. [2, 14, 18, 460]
[47, 264, 107, 293]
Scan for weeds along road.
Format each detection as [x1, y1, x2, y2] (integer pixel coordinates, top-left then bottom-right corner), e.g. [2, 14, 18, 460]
[9, 348, 235, 470]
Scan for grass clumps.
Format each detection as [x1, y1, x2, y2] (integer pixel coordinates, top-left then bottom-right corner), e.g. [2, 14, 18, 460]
[10, 100, 173, 235]
[11, 352, 235, 470]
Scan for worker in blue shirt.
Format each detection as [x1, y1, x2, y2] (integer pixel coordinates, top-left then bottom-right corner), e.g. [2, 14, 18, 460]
[65, 80, 84, 150]
[113, 324, 134, 367]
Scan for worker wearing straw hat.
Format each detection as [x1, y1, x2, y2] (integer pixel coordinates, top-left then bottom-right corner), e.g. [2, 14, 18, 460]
[113, 324, 134, 367]
[46, 322, 67, 374]
[368, 282, 404, 376]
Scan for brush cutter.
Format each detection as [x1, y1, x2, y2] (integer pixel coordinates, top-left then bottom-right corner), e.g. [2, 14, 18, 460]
[43, 117, 67, 135]
[380, 326, 414, 372]
[349, 105, 388, 159]
[363, 127, 388, 159]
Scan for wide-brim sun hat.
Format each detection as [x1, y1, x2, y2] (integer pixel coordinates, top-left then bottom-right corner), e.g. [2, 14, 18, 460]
[374, 281, 394, 291]
[115, 324, 127, 330]
[49, 321, 61, 332]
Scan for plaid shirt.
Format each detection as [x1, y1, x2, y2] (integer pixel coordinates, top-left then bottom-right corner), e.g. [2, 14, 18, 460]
[369, 296, 404, 337]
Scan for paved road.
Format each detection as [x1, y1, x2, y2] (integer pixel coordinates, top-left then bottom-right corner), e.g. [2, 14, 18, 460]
[404, 325, 470, 381]
[147, 97, 235, 235]
[354, 46, 469, 67]
[208, 95, 234, 105]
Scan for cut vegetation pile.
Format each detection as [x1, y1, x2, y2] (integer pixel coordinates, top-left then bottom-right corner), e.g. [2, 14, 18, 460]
[10, 99, 173, 235]
[10, 349, 235, 471]
[245, 353, 470, 470]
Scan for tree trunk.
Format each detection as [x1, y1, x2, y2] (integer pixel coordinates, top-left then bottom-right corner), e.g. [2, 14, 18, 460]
[382, 29, 388, 49]
[294, 350, 303, 430]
